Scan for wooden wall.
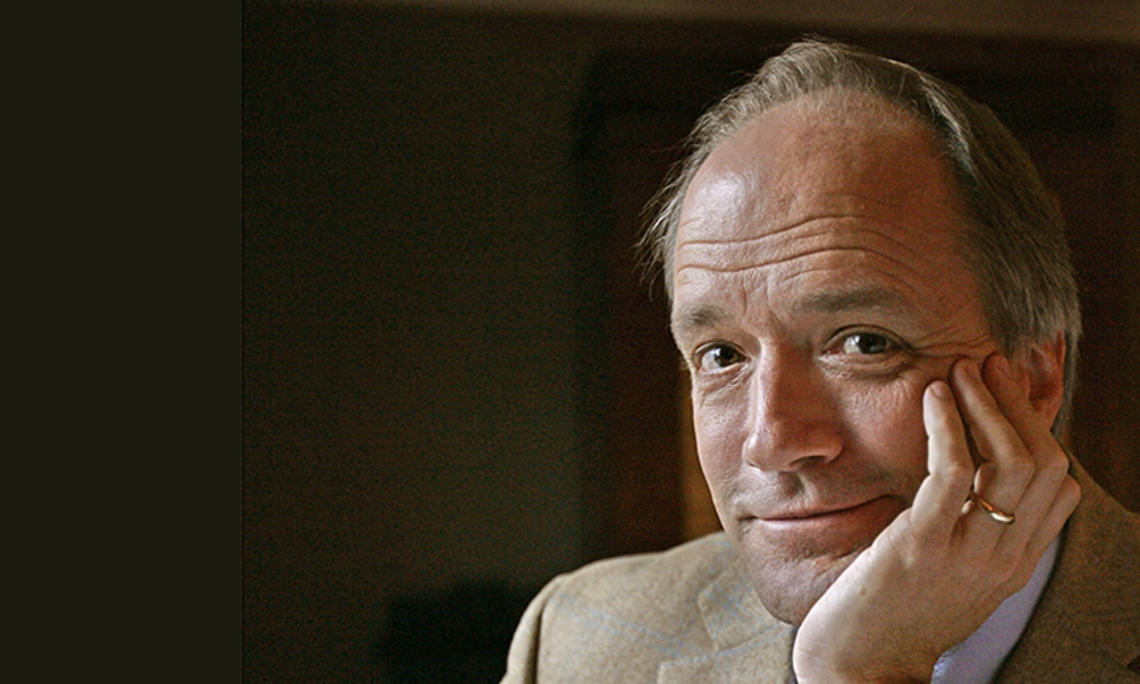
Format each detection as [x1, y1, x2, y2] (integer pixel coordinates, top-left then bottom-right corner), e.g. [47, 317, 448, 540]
[244, 3, 1138, 680]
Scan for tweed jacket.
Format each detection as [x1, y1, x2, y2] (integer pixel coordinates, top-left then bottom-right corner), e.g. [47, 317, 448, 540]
[502, 461, 1140, 682]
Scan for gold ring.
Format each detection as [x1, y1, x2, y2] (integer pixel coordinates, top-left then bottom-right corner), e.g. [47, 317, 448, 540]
[971, 492, 1015, 525]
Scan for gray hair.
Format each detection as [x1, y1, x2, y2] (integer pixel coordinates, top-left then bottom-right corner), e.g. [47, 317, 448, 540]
[641, 39, 1082, 434]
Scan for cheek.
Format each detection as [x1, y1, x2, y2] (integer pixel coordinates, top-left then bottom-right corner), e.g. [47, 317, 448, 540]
[837, 377, 930, 474]
[692, 398, 745, 490]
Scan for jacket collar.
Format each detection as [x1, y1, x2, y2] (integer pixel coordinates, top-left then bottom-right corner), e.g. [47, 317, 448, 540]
[657, 549, 795, 682]
[997, 458, 1140, 680]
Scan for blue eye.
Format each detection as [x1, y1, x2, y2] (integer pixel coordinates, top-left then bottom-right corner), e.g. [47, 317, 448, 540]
[698, 345, 743, 371]
[841, 333, 893, 355]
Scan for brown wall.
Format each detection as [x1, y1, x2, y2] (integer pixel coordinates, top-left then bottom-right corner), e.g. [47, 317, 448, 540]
[244, 8, 599, 681]
[243, 5, 1139, 681]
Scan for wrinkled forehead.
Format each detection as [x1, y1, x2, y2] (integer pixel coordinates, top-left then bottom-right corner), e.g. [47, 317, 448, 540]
[676, 92, 971, 266]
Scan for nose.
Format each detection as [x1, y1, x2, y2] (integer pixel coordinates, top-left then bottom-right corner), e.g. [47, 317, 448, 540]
[742, 351, 843, 471]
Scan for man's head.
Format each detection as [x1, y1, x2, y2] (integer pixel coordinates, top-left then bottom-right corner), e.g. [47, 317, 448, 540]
[646, 41, 1081, 624]
[645, 39, 1081, 432]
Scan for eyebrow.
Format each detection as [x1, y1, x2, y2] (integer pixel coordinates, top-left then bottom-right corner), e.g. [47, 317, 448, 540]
[671, 285, 916, 341]
[795, 285, 912, 315]
[671, 304, 730, 341]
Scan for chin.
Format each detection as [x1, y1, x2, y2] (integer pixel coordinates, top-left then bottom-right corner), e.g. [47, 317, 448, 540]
[744, 543, 864, 625]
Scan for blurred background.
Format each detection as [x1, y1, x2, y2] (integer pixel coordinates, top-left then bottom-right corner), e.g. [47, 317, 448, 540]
[243, 1, 1139, 681]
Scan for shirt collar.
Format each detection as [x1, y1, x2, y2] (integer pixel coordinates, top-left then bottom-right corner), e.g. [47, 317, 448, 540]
[930, 534, 1061, 683]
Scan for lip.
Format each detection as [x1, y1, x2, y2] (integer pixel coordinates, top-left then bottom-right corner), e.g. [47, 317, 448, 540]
[749, 495, 902, 543]
[761, 497, 888, 521]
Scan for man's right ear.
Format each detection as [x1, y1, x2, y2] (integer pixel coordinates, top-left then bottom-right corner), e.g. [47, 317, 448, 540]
[1010, 333, 1066, 427]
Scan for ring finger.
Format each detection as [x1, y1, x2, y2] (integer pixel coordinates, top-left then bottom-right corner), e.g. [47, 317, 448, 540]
[949, 358, 1034, 543]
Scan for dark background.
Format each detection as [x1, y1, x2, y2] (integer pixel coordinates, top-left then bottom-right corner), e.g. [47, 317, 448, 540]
[243, 2, 1140, 681]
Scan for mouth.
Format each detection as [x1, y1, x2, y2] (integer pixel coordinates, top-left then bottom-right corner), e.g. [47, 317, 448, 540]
[761, 496, 890, 521]
[750, 496, 902, 543]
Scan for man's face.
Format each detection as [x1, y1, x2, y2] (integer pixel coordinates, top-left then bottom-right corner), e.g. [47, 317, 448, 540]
[670, 94, 1000, 624]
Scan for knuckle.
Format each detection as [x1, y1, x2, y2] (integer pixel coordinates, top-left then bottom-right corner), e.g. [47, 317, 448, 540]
[1038, 448, 1070, 472]
[1060, 477, 1082, 506]
[941, 460, 974, 488]
[1004, 451, 1035, 480]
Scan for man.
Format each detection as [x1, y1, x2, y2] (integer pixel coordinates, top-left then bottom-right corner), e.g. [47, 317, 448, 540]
[502, 40, 1139, 682]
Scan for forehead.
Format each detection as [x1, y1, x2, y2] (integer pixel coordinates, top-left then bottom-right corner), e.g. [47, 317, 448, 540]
[673, 93, 979, 319]
[681, 93, 967, 245]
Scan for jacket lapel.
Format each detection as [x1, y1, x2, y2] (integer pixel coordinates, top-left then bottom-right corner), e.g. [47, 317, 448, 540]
[997, 459, 1140, 681]
[657, 554, 795, 683]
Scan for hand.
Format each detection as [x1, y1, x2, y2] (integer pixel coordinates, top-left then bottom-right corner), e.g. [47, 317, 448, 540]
[791, 355, 1081, 683]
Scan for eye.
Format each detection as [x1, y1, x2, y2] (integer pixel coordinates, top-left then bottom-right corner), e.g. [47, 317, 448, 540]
[839, 332, 895, 355]
[697, 344, 743, 372]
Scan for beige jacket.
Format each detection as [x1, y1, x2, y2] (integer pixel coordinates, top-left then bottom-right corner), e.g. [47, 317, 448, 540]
[503, 462, 1139, 682]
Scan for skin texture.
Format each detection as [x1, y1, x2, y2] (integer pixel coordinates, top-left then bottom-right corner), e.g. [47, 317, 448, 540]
[670, 93, 1080, 681]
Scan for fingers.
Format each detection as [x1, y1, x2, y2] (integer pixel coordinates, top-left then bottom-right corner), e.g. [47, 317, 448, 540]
[911, 351, 1078, 590]
[979, 355, 1057, 460]
[994, 476, 1081, 595]
[950, 359, 1035, 519]
[949, 354, 1079, 560]
[912, 379, 974, 538]
[1016, 477, 1080, 576]
[981, 355, 1076, 541]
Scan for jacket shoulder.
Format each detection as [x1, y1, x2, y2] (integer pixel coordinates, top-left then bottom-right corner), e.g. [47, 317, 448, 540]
[548, 532, 736, 610]
[502, 533, 736, 682]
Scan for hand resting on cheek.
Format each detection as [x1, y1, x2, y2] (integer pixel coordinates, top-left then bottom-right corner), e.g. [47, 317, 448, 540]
[791, 354, 1081, 683]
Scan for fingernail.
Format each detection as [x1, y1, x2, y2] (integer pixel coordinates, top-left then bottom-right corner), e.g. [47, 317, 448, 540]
[929, 380, 950, 399]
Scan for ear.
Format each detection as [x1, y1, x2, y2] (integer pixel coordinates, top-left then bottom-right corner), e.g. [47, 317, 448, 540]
[1011, 333, 1066, 425]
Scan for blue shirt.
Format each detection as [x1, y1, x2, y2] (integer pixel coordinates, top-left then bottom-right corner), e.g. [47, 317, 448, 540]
[930, 535, 1061, 683]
